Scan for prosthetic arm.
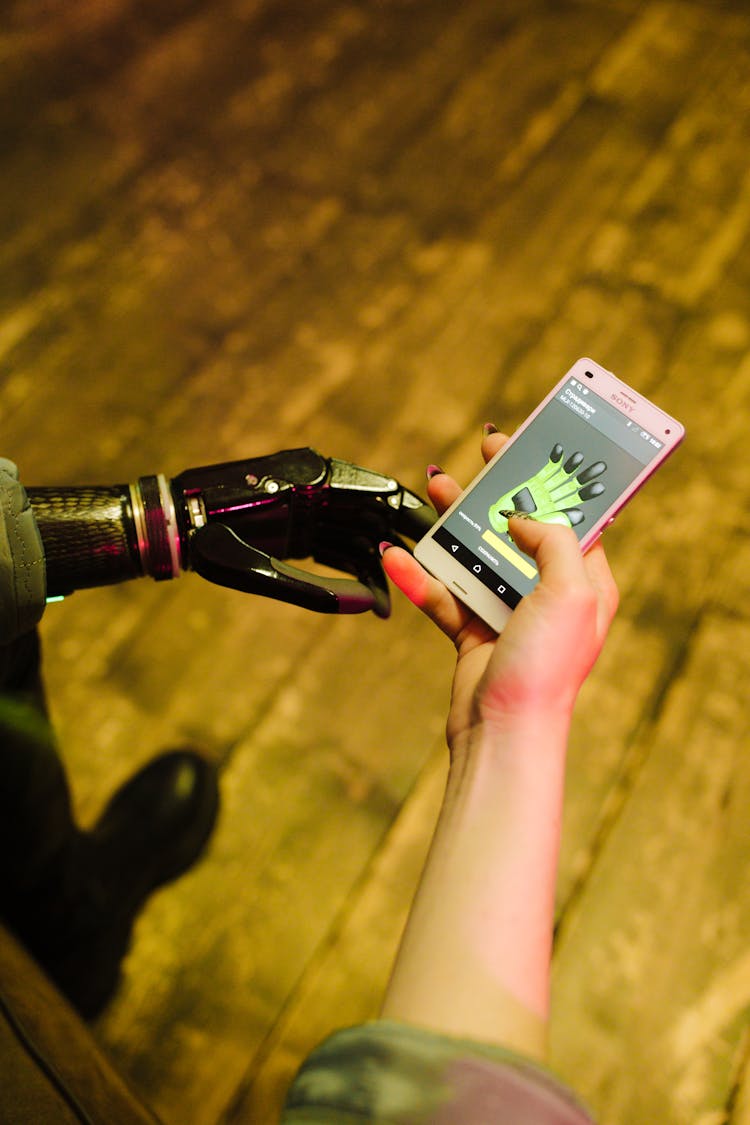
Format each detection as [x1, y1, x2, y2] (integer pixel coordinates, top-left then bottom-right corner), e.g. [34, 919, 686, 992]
[26, 448, 435, 620]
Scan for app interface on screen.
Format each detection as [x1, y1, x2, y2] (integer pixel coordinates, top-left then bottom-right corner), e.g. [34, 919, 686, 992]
[434, 376, 666, 608]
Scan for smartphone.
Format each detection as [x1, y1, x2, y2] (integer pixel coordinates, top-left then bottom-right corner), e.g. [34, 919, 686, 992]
[414, 357, 685, 633]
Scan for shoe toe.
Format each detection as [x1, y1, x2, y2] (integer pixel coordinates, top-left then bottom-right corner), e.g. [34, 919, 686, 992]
[94, 749, 221, 891]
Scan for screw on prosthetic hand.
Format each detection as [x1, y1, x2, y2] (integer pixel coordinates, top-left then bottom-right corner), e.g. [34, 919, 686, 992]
[488, 444, 607, 535]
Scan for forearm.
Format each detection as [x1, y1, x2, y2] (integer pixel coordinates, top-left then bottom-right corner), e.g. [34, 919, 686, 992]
[381, 709, 571, 1061]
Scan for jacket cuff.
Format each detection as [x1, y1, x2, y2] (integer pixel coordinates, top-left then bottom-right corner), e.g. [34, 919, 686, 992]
[283, 1019, 596, 1124]
[0, 459, 46, 642]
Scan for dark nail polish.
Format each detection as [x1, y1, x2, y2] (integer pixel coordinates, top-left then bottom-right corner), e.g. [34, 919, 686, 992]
[426, 464, 444, 480]
[483, 422, 499, 436]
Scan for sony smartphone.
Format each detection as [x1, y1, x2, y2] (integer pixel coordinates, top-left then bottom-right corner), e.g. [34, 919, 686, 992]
[414, 357, 685, 633]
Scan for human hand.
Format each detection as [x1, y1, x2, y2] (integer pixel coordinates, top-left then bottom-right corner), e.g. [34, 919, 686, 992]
[381, 429, 619, 757]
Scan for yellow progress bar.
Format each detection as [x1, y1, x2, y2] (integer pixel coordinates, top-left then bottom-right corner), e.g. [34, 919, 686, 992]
[482, 528, 538, 580]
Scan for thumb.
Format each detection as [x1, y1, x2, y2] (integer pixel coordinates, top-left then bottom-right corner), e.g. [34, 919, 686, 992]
[507, 516, 584, 592]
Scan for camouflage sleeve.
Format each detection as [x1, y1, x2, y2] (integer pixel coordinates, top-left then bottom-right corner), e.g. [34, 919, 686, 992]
[0, 459, 46, 643]
[282, 1019, 596, 1124]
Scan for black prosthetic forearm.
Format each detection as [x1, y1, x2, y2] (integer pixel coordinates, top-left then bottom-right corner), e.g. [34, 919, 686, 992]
[27, 485, 144, 597]
[27, 474, 182, 597]
[25, 450, 433, 616]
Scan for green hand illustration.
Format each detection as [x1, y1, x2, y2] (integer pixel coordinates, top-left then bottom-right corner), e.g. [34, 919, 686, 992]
[488, 444, 607, 535]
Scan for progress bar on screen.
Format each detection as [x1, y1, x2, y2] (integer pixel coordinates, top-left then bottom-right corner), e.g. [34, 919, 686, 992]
[481, 528, 538, 579]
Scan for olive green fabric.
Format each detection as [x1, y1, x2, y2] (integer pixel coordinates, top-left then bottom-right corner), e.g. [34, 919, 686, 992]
[0, 460, 46, 644]
[283, 1020, 596, 1124]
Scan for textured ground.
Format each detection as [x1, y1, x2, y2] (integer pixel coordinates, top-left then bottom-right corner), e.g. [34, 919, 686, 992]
[2, 1, 749, 1122]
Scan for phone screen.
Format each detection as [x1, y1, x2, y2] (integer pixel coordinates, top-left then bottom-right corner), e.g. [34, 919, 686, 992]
[432, 374, 669, 609]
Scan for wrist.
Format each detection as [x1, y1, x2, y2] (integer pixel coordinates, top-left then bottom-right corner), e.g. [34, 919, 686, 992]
[450, 705, 572, 772]
[392, 701, 570, 1051]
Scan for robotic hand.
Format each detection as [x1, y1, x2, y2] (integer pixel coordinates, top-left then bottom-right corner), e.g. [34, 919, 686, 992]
[27, 448, 435, 619]
[488, 444, 607, 536]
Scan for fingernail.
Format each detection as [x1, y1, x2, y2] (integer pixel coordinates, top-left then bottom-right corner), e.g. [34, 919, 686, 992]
[499, 510, 537, 521]
[483, 422, 498, 435]
[378, 540, 394, 557]
[426, 464, 444, 479]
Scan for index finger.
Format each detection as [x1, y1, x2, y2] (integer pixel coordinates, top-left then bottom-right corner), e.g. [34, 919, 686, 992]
[428, 430, 510, 515]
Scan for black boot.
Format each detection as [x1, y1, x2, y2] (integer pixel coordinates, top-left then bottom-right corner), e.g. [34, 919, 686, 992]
[0, 630, 220, 1019]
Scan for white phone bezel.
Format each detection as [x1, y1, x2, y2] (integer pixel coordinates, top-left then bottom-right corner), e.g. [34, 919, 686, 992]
[414, 357, 685, 632]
